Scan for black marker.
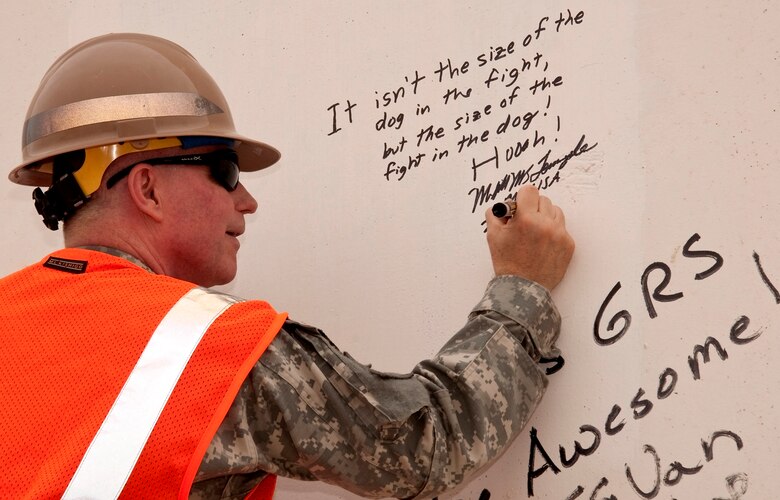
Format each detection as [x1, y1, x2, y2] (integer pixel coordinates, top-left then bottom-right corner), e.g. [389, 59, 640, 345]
[491, 201, 517, 218]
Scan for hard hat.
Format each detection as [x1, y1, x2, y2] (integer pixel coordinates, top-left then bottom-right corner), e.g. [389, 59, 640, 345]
[9, 32, 281, 188]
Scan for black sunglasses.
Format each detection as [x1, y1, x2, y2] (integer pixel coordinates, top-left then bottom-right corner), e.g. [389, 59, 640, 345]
[106, 149, 240, 191]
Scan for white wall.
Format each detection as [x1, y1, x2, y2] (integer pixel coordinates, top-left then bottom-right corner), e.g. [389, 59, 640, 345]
[2, 2, 778, 498]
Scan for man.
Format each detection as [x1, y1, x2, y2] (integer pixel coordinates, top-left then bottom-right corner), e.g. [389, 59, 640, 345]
[0, 34, 574, 499]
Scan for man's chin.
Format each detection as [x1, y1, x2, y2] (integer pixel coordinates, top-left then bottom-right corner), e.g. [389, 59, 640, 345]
[193, 264, 237, 288]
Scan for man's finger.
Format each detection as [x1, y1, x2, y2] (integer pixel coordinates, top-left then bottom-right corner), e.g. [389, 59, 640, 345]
[539, 195, 554, 217]
[515, 185, 540, 215]
[553, 206, 566, 225]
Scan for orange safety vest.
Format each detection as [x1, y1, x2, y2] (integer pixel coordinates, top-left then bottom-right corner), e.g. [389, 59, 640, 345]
[0, 248, 287, 499]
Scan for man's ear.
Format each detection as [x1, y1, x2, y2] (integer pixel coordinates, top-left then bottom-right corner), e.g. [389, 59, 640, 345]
[125, 164, 164, 222]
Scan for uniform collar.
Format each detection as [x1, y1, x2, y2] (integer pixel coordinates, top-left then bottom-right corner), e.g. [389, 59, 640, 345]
[76, 245, 155, 274]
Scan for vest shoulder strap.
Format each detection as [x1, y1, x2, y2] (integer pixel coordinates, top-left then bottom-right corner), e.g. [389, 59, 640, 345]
[63, 288, 240, 499]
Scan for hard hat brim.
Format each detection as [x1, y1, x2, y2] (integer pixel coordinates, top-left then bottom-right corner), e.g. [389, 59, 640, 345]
[9, 133, 281, 187]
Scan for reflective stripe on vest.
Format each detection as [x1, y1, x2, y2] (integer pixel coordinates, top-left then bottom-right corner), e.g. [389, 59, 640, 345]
[62, 287, 240, 499]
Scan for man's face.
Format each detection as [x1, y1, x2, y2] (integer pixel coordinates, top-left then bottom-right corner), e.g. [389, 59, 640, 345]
[156, 162, 258, 287]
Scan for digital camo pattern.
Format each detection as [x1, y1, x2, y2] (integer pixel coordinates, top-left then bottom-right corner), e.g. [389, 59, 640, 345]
[191, 275, 562, 499]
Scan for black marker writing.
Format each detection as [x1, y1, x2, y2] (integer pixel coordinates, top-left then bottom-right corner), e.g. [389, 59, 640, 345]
[753, 251, 780, 303]
[528, 234, 770, 498]
[327, 100, 357, 136]
[324, 9, 593, 223]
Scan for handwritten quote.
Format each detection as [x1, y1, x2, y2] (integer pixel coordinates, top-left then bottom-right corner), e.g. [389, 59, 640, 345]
[326, 9, 597, 223]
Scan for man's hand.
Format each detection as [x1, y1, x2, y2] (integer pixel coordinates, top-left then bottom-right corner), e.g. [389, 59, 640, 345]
[485, 185, 575, 291]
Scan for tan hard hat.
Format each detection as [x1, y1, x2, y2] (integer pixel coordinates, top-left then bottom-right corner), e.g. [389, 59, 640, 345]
[9, 32, 281, 187]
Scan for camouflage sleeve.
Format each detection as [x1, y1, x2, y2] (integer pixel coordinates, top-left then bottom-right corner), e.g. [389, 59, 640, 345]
[191, 275, 561, 499]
